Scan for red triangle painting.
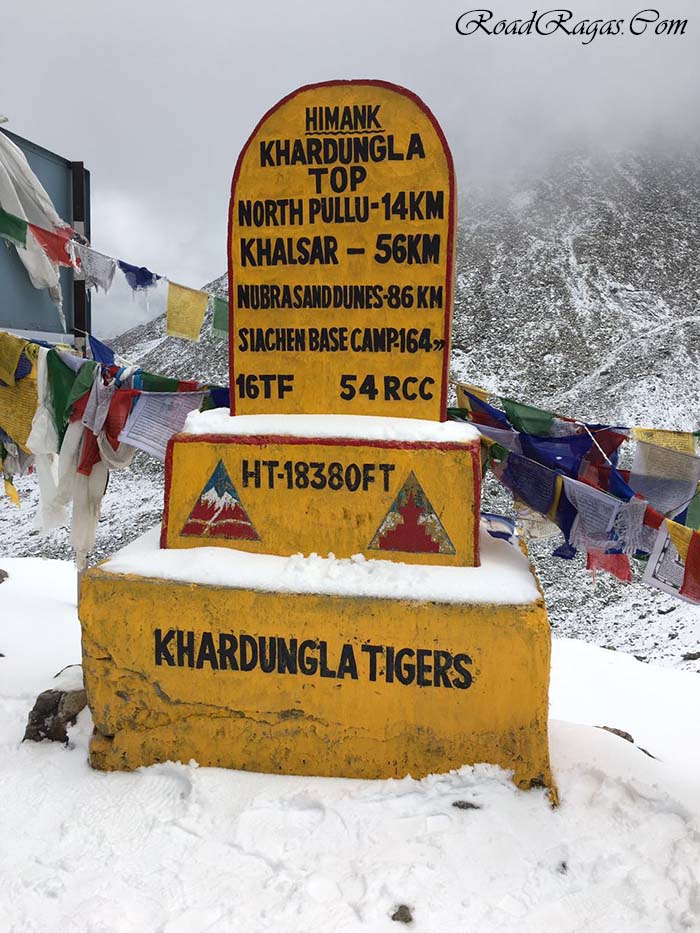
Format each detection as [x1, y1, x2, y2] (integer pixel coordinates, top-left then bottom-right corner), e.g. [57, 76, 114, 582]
[368, 471, 455, 555]
[180, 460, 260, 541]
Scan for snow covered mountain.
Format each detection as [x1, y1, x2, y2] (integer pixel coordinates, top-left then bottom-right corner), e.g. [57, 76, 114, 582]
[4, 143, 700, 668]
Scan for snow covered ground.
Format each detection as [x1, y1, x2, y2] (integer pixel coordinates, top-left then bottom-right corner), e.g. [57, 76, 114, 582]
[1, 555, 699, 932]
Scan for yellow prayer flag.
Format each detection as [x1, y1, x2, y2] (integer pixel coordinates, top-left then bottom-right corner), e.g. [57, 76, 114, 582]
[165, 283, 208, 342]
[666, 518, 693, 564]
[633, 427, 696, 454]
[0, 332, 28, 387]
[3, 477, 20, 506]
[454, 381, 489, 411]
[0, 354, 38, 452]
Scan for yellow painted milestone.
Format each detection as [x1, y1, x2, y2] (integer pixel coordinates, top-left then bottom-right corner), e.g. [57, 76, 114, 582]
[80, 563, 553, 791]
[229, 80, 455, 419]
[162, 432, 481, 565]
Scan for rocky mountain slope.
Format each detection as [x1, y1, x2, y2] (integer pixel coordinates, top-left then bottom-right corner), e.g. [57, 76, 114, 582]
[3, 144, 700, 668]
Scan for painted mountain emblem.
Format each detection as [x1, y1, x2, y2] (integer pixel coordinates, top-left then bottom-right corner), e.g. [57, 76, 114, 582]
[180, 460, 260, 541]
[368, 471, 455, 555]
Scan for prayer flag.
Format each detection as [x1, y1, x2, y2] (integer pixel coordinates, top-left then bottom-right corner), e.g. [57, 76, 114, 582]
[28, 223, 73, 266]
[666, 518, 693, 564]
[454, 382, 489, 410]
[118, 260, 160, 291]
[502, 397, 555, 435]
[166, 283, 208, 341]
[680, 531, 700, 602]
[88, 334, 116, 366]
[72, 243, 117, 293]
[211, 297, 229, 338]
[3, 477, 20, 506]
[586, 550, 633, 583]
[0, 208, 27, 247]
[0, 333, 28, 387]
[632, 427, 696, 454]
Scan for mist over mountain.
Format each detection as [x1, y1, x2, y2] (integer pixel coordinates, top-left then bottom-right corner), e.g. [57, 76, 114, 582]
[5, 142, 700, 668]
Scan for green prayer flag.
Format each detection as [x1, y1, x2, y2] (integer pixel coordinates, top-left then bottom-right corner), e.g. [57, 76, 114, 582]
[45, 352, 97, 444]
[141, 371, 179, 393]
[65, 359, 97, 415]
[686, 486, 700, 531]
[0, 208, 27, 248]
[211, 297, 228, 339]
[46, 351, 79, 443]
[502, 397, 555, 436]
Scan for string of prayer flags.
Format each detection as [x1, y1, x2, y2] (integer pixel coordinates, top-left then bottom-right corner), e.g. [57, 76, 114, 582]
[211, 296, 229, 339]
[165, 283, 209, 341]
[0, 207, 27, 248]
[118, 259, 160, 291]
[71, 243, 117, 293]
[28, 223, 73, 267]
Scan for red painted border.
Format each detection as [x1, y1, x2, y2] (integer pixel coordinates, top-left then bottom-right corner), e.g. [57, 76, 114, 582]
[160, 435, 176, 548]
[227, 79, 456, 421]
[471, 443, 482, 567]
[167, 432, 477, 452]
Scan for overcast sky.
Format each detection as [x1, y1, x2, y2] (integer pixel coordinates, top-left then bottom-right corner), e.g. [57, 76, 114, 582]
[3, 0, 698, 335]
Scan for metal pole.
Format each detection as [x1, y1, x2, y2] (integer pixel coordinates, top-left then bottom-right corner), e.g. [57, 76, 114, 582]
[71, 161, 90, 353]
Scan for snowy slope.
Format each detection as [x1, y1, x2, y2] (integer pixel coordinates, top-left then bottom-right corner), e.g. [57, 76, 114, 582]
[0, 556, 699, 932]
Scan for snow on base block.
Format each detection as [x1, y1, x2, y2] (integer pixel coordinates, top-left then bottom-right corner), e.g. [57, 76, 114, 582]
[78, 531, 553, 790]
[162, 413, 481, 566]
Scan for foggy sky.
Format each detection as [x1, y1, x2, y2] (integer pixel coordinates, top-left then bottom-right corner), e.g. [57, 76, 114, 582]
[2, 0, 698, 336]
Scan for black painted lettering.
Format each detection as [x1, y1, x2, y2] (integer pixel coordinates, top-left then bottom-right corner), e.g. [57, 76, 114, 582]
[176, 630, 195, 668]
[299, 640, 319, 675]
[277, 637, 298, 674]
[337, 644, 359, 680]
[258, 636, 277, 673]
[319, 641, 336, 678]
[395, 648, 416, 685]
[218, 634, 239, 671]
[416, 648, 432, 687]
[240, 634, 259, 672]
[154, 628, 175, 666]
[196, 631, 219, 670]
[433, 650, 453, 688]
[361, 643, 384, 681]
[452, 653, 473, 689]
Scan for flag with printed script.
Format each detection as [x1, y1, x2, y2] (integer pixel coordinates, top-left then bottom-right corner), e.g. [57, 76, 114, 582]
[0, 208, 27, 247]
[166, 283, 208, 341]
[211, 297, 229, 339]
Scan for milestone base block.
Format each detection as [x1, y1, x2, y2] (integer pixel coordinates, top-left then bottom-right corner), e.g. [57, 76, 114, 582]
[79, 562, 553, 791]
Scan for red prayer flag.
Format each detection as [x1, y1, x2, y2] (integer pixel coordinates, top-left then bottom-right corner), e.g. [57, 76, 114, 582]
[28, 223, 74, 267]
[680, 532, 700, 602]
[586, 550, 633, 583]
[77, 428, 101, 476]
[104, 389, 139, 450]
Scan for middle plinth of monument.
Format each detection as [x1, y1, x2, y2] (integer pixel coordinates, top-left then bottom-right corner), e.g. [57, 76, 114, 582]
[162, 412, 482, 567]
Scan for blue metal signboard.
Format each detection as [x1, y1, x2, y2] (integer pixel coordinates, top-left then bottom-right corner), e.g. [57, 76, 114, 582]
[0, 128, 90, 336]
